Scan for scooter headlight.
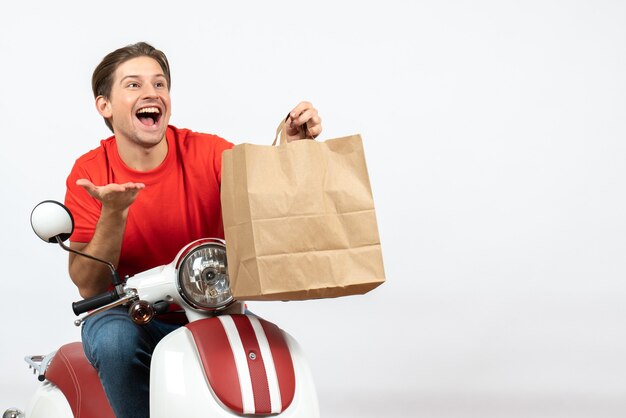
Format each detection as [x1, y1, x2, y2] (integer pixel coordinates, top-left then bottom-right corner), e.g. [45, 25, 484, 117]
[176, 239, 233, 311]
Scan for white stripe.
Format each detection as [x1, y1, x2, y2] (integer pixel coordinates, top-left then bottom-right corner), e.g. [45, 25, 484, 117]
[249, 315, 283, 413]
[218, 315, 255, 414]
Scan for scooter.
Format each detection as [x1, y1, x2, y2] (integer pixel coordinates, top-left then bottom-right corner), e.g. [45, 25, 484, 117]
[3, 200, 319, 418]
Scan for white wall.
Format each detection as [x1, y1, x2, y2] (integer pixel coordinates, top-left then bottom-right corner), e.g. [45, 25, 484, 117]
[1, 1, 625, 417]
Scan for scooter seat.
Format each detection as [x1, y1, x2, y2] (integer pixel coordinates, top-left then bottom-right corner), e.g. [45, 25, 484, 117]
[45, 342, 115, 418]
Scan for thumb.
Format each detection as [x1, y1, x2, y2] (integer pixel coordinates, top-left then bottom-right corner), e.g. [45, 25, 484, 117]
[76, 179, 99, 198]
[76, 178, 95, 189]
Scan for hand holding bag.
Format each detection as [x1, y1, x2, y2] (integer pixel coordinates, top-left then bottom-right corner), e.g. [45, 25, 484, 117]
[221, 119, 385, 301]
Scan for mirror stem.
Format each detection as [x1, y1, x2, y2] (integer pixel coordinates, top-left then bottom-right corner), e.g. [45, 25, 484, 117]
[55, 236, 123, 287]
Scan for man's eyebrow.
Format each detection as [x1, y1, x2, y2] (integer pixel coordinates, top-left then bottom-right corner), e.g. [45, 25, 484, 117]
[119, 74, 167, 83]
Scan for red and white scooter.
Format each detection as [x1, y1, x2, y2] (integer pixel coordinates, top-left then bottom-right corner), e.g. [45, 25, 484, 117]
[3, 200, 319, 418]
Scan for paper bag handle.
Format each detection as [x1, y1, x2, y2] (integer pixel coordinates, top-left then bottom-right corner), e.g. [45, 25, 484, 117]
[272, 115, 289, 146]
[272, 114, 313, 146]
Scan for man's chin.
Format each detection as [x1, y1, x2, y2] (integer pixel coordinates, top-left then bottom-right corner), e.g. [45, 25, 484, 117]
[137, 132, 166, 147]
[114, 121, 168, 148]
[133, 124, 167, 146]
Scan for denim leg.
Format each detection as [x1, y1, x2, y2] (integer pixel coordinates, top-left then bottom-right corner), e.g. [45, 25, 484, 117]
[81, 307, 182, 418]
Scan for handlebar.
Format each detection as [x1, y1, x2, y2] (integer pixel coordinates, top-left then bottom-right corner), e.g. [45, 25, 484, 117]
[72, 290, 120, 316]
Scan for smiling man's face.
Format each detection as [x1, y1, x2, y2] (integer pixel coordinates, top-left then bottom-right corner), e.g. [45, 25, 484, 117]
[97, 56, 172, 150]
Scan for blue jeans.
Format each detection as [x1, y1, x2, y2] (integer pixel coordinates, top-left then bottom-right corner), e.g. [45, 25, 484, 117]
[81, 307, 183, 418]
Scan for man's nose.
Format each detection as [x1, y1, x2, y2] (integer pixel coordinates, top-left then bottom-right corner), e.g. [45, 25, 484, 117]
[142, 84, 159, 98]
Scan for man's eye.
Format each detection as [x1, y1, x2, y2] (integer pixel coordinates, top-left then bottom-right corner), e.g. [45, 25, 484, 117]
[155, 82, 165, 88]
[127, 82, 140, 88]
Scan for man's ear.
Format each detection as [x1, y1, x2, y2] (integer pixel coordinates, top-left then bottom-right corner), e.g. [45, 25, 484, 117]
[95, 96, 112, 118]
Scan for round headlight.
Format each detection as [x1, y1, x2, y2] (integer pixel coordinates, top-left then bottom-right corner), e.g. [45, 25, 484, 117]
[176, 239, 233, 311]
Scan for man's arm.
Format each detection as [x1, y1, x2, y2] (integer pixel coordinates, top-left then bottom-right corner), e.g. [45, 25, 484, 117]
[69, 179, 144, 298]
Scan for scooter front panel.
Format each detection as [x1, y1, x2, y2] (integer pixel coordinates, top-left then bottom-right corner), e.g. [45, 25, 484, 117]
[150, 315, 319, 418]
[186, 314, 296, 415]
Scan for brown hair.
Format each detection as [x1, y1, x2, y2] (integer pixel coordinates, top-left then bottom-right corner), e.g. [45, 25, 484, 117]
[92, 42, 171, 131]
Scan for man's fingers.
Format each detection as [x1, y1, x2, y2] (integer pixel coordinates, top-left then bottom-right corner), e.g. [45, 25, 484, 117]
[121, 182, 146, 190]
[290, 111, 322, 139]
[286, 101, 323, 140]
[306, 116, 322, 138]
[290, 108, 316, 126]
[289, 101, 313, 120]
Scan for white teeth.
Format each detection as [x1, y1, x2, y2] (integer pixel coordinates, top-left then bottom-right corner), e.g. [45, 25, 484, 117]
[137, 107, 160, 114]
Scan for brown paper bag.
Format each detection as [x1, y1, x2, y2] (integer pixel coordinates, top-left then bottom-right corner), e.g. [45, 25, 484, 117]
[221, 120, 385, 301]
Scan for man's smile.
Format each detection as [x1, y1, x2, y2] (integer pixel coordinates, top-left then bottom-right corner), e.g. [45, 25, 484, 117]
[135, 106, 162, 127]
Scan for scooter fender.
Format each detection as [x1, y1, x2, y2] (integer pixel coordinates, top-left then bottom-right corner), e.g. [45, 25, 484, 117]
[150, 314, 319, 417]
[24, 382, 73, 418]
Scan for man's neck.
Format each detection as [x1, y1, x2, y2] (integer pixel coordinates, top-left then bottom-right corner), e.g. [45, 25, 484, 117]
[115, 134, 168, 172]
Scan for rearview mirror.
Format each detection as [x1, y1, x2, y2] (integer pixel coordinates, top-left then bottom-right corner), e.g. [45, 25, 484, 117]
[30, 200, 74, 243]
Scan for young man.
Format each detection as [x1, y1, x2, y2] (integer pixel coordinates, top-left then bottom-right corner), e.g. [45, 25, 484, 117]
[64, 42, 322, 418]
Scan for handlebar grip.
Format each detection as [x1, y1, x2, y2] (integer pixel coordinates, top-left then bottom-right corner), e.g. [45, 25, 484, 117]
[72, 290, 119, 316]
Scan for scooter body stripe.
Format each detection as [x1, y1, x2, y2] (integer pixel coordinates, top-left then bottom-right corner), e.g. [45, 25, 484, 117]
[260, 319, 297, 410]
[218, 315, 255, 414]
[231, 315, 272, 413]
[249, 315, 282, 413]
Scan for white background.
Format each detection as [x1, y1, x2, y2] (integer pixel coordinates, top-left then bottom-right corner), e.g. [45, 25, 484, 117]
[1, 1, 626, 417]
